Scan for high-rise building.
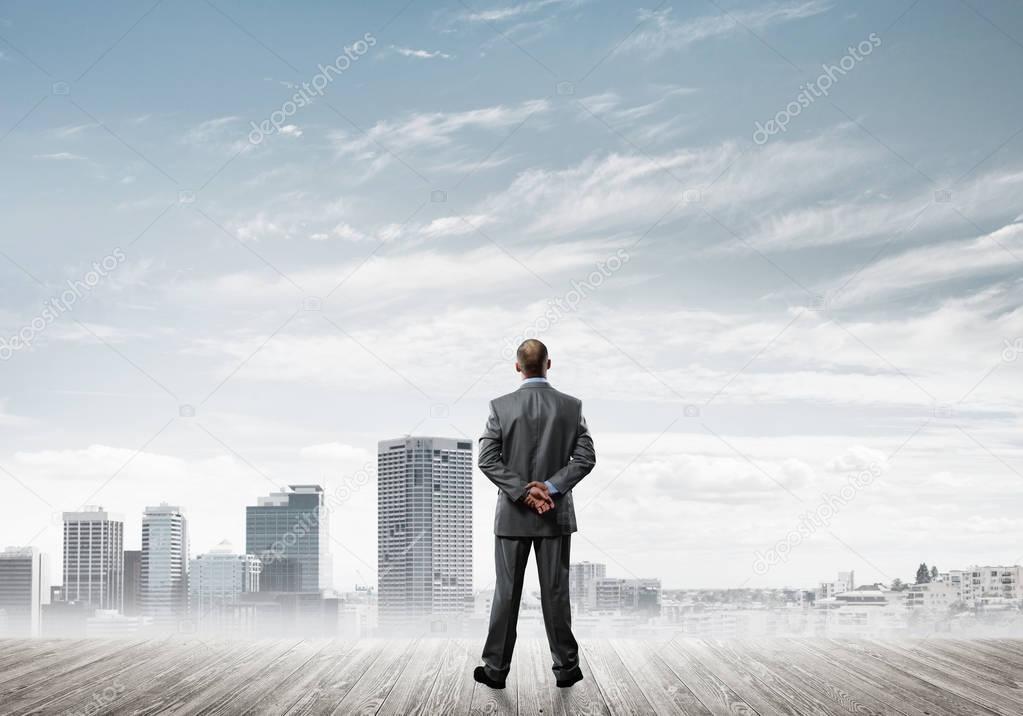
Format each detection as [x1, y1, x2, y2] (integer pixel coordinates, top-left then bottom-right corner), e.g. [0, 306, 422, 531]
[189, 540, 261, 628]
[246, 485, 330, 593]
[377, 436, 473, 626]
[123, 550, 142, 616]
[62, 507, 123, 611]
[569, 561, 606, 614]
[0, 547, 49, 636]
[141, 504, 188, 624]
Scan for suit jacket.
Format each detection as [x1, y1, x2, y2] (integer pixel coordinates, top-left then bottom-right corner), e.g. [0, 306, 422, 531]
[478, 382, 596, 536]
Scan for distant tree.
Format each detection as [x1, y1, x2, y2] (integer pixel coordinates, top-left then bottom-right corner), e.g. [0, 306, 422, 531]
[930, 566, 939, 580]
[890, 578, 906, 592]
[916, 563, 931, 584]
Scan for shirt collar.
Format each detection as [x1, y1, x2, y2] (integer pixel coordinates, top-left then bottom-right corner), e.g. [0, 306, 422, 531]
[519, 376, 550, 387]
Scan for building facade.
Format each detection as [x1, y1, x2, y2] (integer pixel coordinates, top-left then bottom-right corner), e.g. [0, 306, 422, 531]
[0, 547, 48, 636]
[189, 540, 261, 628]
[593, 577, 661, 615]
[123, 550, 142, 617]
[141, 504, 189, 624]
[377, 436, 473, 627]
[569, 561, 606, 614]
[934, 565, 1023, 608]
[62, 507, 123, 611]
[246, 485, 330, 593]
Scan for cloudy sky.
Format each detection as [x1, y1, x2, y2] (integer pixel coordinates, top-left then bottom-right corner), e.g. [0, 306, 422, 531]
[2, 0, 1022, 594]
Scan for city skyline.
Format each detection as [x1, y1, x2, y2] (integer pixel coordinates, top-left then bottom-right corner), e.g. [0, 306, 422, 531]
[2, 1, 1023, 593]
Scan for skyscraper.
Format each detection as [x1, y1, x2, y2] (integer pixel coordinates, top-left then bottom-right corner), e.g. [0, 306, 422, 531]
[62, 507, 123, 611]
[0, 547, 48, 636]
[141, 504, 188, 624]
[123, 550, 142, 616]
[246, 485, 330, 593]
[377, 436, 472, 627]
[189, 540, 261, 629]
[569, 561, 606, 614]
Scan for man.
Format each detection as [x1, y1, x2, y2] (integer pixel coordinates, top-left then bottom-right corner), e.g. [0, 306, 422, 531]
[474, 339, 596, 689]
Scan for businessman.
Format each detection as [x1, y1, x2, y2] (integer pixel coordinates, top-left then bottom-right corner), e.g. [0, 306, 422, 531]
[474, 339, 596, 689]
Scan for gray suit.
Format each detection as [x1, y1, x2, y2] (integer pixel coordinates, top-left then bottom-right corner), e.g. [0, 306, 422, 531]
[478, 381, 596, 681]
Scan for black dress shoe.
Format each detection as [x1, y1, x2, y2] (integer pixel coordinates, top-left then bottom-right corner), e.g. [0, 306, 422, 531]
[556, 671, 584, 688]
[473, 666, 506, 689]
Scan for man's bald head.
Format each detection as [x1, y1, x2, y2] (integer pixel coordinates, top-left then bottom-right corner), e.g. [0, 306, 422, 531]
[516, 339, 550, 378]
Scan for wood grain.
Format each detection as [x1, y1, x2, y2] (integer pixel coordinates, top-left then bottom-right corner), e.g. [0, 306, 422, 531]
[1, 637, 1023, 715]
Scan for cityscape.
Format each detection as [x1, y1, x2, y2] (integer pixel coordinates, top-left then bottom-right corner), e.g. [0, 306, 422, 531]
[2, 434, 1022, 642]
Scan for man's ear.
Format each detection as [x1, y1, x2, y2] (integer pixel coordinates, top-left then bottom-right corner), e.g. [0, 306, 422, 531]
[546, 358, 552, 370]
[514, 361, 521, 373]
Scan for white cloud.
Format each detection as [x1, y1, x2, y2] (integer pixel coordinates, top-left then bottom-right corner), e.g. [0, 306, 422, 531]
[462, 0, 582, 23]
[330, 99, 549, 159]
[392, 46, 453, 60]
[831, 221, 1023, 306]
[619, 1, 832, 57]
[33, 152, 85, 161]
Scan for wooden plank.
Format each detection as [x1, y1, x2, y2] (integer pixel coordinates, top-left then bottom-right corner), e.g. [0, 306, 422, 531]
[87, 639, 242, 715]
[659, 638, 759, 716]
[243, 640, 355, 716]
[133, 639, 272, 715]
[768, 638, 926, 716]
[415, 638, 476, 716]
[0, 639, 113, 691]
[378, 638, 448, 716]
[558, 641, 611, 716]
[862, 639, 1023, 714]
[925, 639, 1023, 685]
[739, 639, 904, 716]
[610, 639, 712, 715]
[0, 639, 146, 704]
[582, 638, 657, 716]
[801, 639, 1003, 716]
[515, 637, 556, 716]
[16, 638, 191, 715]
[158, 640, 300, 714]
[203, 639, 334, 715]
[330, 638, 422, 715]
[685, 639, 807, 716]
[282, 639, 385, 715]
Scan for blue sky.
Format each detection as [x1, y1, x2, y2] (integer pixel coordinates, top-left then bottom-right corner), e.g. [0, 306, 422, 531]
[2, 0, 1023, 592]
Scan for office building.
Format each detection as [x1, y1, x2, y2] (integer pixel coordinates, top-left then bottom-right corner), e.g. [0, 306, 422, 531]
[141, 504, 188, 624]
[62, 507, 123, 611]
[123, 550, 142, 616]
[378, 437, 473, 626]
[246, 485, 330, 593]
[189, 540, 261, 628]
[593, 577, 661, 615]
[570, 561, 606, 614]
[0, 547, 48, 636]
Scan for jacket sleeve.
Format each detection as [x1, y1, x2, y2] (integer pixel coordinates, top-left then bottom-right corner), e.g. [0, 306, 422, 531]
[546, 407, 595, 494]
[478, 401, 528, 502]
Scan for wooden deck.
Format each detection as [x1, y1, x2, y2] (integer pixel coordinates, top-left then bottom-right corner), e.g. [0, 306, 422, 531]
[3, 637, 1023, 715]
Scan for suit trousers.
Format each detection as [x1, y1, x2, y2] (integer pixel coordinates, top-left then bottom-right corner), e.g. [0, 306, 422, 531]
[482, 534, 581, 681]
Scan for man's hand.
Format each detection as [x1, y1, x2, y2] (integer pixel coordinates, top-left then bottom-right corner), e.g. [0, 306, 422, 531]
[523, 481, 554, 514]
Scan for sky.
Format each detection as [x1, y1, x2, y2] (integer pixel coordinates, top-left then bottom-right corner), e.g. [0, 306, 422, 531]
[1, 0, 1023, 594]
